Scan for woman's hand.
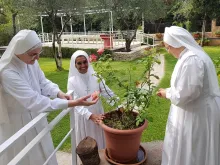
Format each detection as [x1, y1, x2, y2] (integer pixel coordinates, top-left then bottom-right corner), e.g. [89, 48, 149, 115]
[91, 91, 100, 101]
[68, 94, 99, 107]
[156, 88, 166, 98]
[89, 114, 105, 124]
[57, 91, 72, 100]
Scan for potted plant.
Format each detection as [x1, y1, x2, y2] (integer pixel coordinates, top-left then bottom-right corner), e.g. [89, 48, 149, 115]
[93, 48, 160, 163]
[144, 46, 152, 51]
[196, 38, 210, 46]
[155, 33, 163, 39]
[215, 30, 220, 37]
[203, 38, 210, 46]
[192, 32, 200, 39]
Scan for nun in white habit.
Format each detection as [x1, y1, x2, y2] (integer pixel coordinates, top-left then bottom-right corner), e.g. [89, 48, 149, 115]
[0, 30, 98, 165]
[157, 26, 220, 165]
[67, 50, 116, 149]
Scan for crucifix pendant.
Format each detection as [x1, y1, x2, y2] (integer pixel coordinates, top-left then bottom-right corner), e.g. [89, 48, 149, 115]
[85, 86, 90, 94]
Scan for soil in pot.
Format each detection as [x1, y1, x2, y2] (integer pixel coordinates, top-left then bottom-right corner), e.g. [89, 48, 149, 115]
[103, 110, 144, 130]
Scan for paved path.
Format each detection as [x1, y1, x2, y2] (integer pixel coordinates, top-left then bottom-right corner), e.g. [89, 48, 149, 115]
[151, 54, 165, 86]
[56, 141, 163, 165]
[139, 54, 165, 89]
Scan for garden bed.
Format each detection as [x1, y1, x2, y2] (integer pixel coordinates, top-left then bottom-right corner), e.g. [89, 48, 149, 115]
[112, 45, 151, 61]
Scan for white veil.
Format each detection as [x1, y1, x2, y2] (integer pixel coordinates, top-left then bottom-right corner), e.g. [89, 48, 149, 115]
[68, 50, 98, 98]
[68, 50, 95, 79]
[163, 26, 220, 97]
[0, 30, 41, 124]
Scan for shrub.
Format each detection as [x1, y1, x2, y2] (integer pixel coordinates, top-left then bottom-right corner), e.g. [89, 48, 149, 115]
[0, 32, 11, 46]
[92, 48, 160, 128]
[144, 37, 153, 45]
[41, 47, 113, 59]
[215, 30, 220, 35]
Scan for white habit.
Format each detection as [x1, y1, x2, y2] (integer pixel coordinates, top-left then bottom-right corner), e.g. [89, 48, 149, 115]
[67, 50, 116, 149]
[162, 49, 220, 165]
[0, 30, 68, 165]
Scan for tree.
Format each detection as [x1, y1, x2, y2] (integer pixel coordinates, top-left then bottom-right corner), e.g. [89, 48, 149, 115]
[0, 4, 12, 45]
[29, 0, 87, 70]
[173, 0, 220, 46]
[89, 0, 168, 52]
[0, 0, 23, 35]
[0, 0, 38, 41]
[17, 8, 40, 32]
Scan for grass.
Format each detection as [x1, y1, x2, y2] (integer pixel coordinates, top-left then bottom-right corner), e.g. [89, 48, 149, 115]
[39, 58, 71, 150]
[39, 58, 146, 151]
[141, 49, 177, 141]
[38, 46, 220, 151]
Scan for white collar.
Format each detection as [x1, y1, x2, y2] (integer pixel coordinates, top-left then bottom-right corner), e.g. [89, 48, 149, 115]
[179, 48, 188, 59]
[11, 55, 27, 69]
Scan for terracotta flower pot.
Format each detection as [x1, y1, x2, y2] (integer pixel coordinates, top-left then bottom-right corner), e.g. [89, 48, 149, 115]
[193, 33, 200, 39]
[155, 33, 163, 40]
[100, 114, 148, 163]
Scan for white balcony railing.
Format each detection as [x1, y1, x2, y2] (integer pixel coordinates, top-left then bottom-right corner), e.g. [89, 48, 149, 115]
[38, 30, 146, 48]
[0, 91, 77, 165]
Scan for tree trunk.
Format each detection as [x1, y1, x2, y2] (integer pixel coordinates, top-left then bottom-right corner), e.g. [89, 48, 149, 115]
[155, 19, 162, 33]
[52, 29, 59, 69]
[52, 32, 62, 71]
[51, 13, 62, 71]
[76, 136, 100, 165]
[124, 29, 137, 52]
[57, 39, 63, 69]
[125, 39, 132, 52]
[12, 12, 17, 36]
[50, 12, 71, 71]
[55, 16, 72, 71]
[201, 19, 206, 47]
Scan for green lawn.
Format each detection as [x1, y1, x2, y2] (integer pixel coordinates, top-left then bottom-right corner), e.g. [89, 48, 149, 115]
[39, 58, 146, 151]
[141, 49, 177, 141]
[38, 46, 220, 151]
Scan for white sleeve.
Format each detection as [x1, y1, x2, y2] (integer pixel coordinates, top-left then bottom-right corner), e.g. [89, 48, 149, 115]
[166, 56, 204, 107]
[99, 78, 118, 105]
[67, 78, 92, 120]
[1, 70, 68, 113]
[37, 63, 60, 98]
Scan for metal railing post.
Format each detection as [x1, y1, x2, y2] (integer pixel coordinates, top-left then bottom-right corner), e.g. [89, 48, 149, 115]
[70, 110, 77, 165]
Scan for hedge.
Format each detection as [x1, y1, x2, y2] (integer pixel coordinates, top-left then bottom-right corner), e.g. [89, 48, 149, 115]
[41, 47, 113, 58]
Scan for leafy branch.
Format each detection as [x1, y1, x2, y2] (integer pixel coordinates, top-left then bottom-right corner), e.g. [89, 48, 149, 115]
[93, 48, 160, 126]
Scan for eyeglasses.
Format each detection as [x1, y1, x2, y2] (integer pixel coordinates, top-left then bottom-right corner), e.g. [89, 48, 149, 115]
[26, 50, 43, 60]
[76, 60, 88, 65]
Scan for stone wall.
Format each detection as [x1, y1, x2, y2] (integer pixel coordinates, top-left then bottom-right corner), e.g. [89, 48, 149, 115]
[211, 19, 220, 33]
[209, 38, 220, 46]
[113, 45, 151, 61]
[198, 32, 220, 46]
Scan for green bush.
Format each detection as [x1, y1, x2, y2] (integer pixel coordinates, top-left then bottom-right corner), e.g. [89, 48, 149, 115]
[0, 14, 13, 46]
[41, 47, 113, 58]
[0, 32, 11, 46]
[144, 38, 153, 45]
[215, 31, 220, 35]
